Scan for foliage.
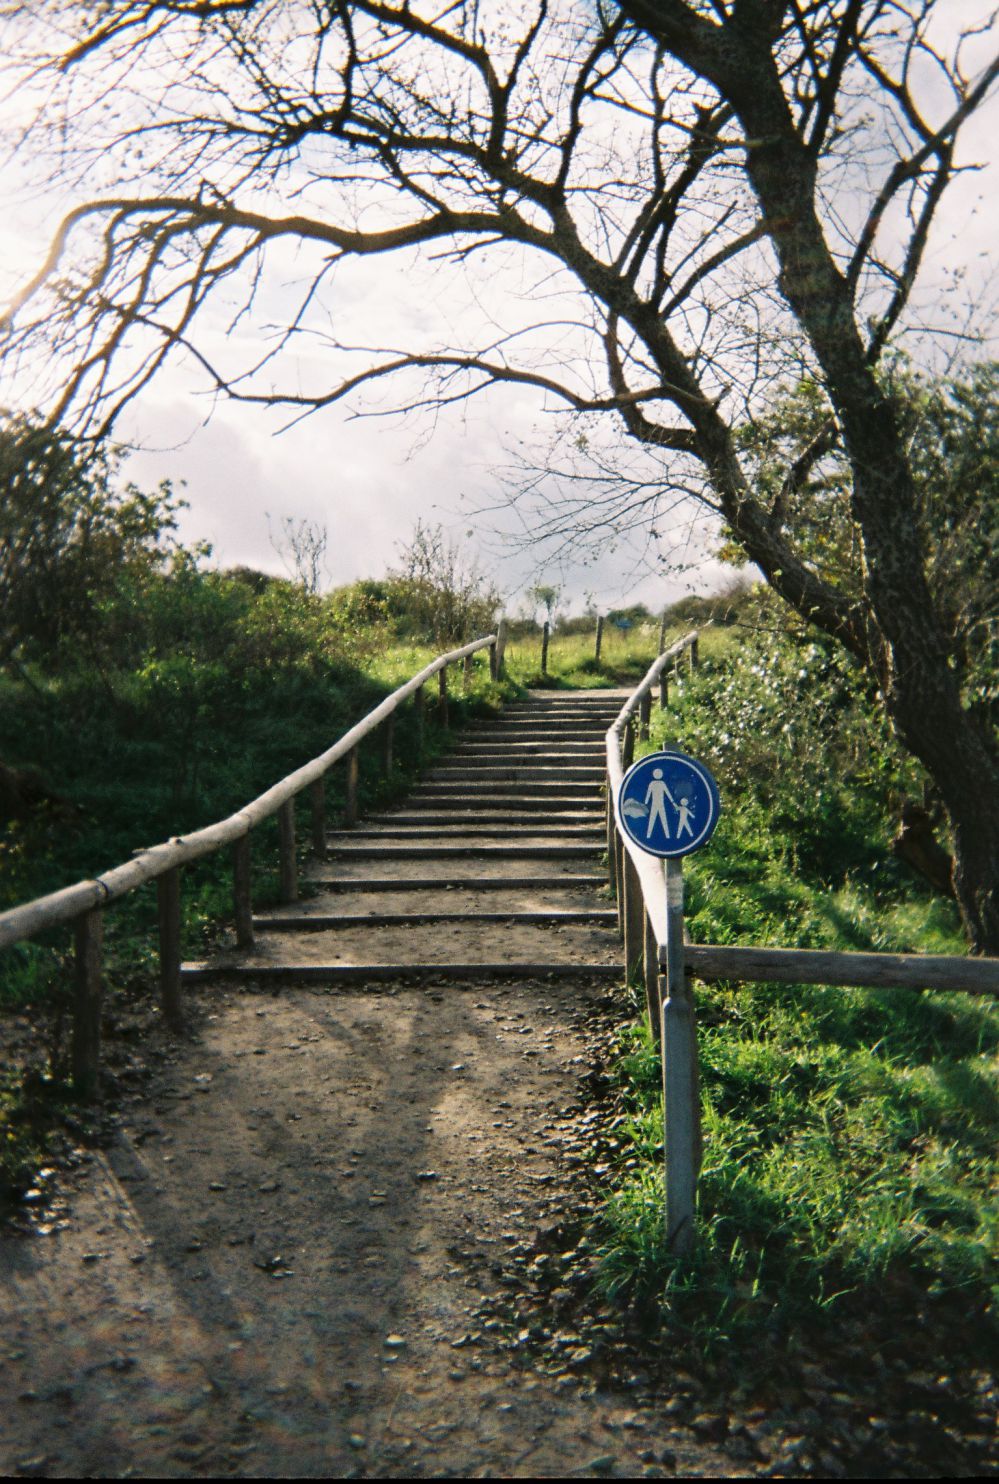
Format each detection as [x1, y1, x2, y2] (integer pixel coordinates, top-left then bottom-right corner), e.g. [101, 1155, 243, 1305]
[379, 520, 501, 646]
[591, 614, 996, 1362]
[0, 415, 187, 670]
[729, 360, 999, 723]
[527, 584, 562, 627]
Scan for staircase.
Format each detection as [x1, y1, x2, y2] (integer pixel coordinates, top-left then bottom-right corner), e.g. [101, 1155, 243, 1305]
[185, 692, 626, 984]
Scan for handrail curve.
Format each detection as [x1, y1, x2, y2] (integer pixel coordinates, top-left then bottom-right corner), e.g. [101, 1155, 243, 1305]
[0, 633, 497, 952]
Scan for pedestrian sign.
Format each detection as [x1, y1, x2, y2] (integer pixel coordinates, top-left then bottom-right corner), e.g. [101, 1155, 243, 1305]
[617, 749, 720, 859]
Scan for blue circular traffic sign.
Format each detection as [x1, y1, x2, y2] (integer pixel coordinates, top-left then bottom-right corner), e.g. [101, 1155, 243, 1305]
[617, 749, 720, 859]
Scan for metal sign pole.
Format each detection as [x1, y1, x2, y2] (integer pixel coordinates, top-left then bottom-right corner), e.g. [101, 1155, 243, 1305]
[617, 746, 718, 1256]
[662, 856, 697, 1254]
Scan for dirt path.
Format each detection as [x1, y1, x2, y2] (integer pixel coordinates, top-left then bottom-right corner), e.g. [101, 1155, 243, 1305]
[1, 978, 741, 1479]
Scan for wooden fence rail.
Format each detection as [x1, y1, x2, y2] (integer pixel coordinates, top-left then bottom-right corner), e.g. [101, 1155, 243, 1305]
[604, 631, 999, 1254]
[0, 633, 498, 1094]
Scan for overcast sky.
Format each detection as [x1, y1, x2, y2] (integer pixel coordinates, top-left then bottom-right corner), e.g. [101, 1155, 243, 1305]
[1, 5, 996, 618]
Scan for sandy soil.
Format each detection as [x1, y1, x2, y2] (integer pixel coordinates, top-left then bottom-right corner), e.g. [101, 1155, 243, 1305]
[0, 979, 739, 1480]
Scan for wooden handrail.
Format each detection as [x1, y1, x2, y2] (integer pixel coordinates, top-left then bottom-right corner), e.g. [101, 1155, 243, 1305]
[684, 942, 999, 996]
[0, 633, 497, 951]
[605, 633, 699, 954]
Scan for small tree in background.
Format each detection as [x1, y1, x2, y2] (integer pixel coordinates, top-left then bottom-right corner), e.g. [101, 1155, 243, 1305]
[529, 584, 562, 630]
[267, 515, 330, 597]
[391, 520, 500, 646]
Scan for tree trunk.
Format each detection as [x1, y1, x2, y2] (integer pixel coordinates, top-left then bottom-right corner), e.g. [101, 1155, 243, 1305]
[688, 19, 999, 954]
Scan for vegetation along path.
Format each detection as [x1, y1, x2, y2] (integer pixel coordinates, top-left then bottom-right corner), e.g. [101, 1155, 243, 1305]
[1, 692, 742, 1478]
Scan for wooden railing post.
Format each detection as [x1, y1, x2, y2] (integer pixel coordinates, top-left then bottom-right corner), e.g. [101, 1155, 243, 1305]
[495, 618, 508, 678]
[344, 746, 359, 827]
[623, 853, 644, 981]
[489, 639, 498, 681]
[541, 621, 550, 676]
[659, 671, 668, 710]
[414, 685, 426, 741]
[622, 718, 635, 768]
[72, 908, 103, 1099]
[278, 798, 297, 903]
[310, 778, 327, 860]
[438, 664, 450, 728]
[595, 615, 604, 661]
[605, 788, 617, 899]
[614, 832, 625, 936]
[662, 857, 698, 1253]
[382, 714, 395, 777]
[689, 636, 699, 672]
[233, 834, 254, 949]
[463, 652, 473, 692]
[157, 867, 182, 1027]
[639, 690, 652, 741]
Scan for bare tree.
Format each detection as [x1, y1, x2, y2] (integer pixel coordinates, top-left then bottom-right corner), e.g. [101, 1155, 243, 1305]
[1, 1, 997, 949]
[268, 515, 330, 596]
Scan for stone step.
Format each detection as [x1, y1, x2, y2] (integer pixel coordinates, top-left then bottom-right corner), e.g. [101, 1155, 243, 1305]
[364, 811, 603, 827]
[500, 698, 625, 710]
[254, 909, 618, 929]
[301, 875, 608, 892]
[328, 825, 603, 841]
[449, 745, 604, 758]
[425, 766, 605, 783]
[463, 725, 611, 739]
[326, 843, 601, 860]
[407, 786, 602, 804]
[182, 961, 621, 984]
[185, 916, 618, 973]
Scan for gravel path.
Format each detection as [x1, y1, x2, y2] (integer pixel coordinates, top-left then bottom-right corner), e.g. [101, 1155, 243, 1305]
[0, 980, 740, 1479]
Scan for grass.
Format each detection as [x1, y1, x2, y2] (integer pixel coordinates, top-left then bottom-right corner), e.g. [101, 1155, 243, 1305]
[501, 620, 737, 689]
[586, 627, 998, 1365]
[598, 981, 996, 1335]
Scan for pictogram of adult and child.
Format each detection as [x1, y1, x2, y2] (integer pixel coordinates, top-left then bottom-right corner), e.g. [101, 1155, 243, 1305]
[618, 750, 720, 859]
[623, 767, 695, 841]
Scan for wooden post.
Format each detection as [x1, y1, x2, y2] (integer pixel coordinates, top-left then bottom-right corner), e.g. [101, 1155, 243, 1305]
[623, 853, 644, 981]
[438, 664, 449, 728]
[541, 621, 550, 676]
[689, 636, 699, 672]
[659, 613, 668, 654]
[382, 713, 395, 776]
[344, 746, 359, 828]
[157, 867, 182, 1027]
[310, 778, 327, 860]
[659, 671, 669, 710]
[278, 798, 297, 903]
[495, 618, 508, 679]
[662, 857, 698, 1254]
[614, 832, 625, 935]
[605, 788, 617, 899]
[644, 910, 662, 1044]
[595, 616, 604, 661]
[72, 908, 103, 1099]
[489, 639, 498, 681]
[463, 652, 473, 693]
[233, 834, 254, 949]
[414, 685, 426, 742]
[622, 719, 635, 768]
[639, 690, 652, 741]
